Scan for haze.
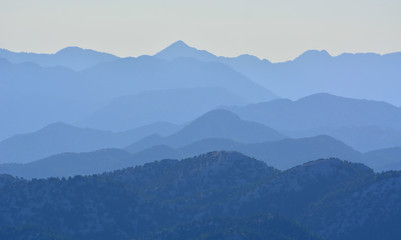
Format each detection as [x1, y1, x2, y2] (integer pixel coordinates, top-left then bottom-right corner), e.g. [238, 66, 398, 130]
[1, 0, 400, 62]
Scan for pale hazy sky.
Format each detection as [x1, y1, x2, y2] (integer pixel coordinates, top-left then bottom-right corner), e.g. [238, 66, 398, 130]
[1, 0, 400, 62]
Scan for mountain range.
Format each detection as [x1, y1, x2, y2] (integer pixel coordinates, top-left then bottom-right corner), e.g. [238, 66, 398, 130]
[1, 106, 400, 170]
[125, 109, 286, 153]
[1, 135, 400, 179]
[0, 151, 400, 240]
[0, 51, 276, 139]
[155, 41, 401, 106]
[0, 46, 118, 70]
[0, 121, 180, 164]
[78, 87, 248, 131]
[1, 41, 400, 140]
[1, 41, 400, 240]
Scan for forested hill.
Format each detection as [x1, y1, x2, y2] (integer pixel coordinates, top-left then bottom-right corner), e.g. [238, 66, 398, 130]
[0, 151, 400, 240]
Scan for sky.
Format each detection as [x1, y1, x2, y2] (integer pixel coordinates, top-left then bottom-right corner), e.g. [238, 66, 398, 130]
[1, 0, 400, 62]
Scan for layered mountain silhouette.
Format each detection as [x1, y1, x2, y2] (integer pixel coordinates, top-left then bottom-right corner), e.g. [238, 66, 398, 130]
[78, 88, 248, 131]
[78, 56, 276, 102]
[364, 147, 401, 171]
[0, 47, 118, 70]
[155, 41, 401, 106]
[0, 121, 180, 164]
[0, 58, 97, 140]
[0, 151, 399, 240]
[1, 41, 400, 240]
[289, 125, 401, 152]
[124, 109, 286, 152]
[225, 93, 401, 150]
[0, 149, 135, 179]
[0, 52, 276, 139]
[126, 135, 364, 170]
[226, 93, 401, 131]
[2, 135, 399, 179]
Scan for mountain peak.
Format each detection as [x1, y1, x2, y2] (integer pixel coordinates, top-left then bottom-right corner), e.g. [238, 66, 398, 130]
[295, 49, 331, 62]
[56, 46, 85, 54]
[155, 40, 217, 61]
[169, 40, 190, 48]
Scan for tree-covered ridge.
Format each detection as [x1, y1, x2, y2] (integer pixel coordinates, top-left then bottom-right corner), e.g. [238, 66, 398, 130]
[0, 151, 400, 240]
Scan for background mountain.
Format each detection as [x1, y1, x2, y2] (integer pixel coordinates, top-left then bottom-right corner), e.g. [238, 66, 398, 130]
[363, 147, 401, 171]
[78, 56, 277, 103]
[0, 53, 276, 139]
[0, 122, 180, 164]
[1, 135, 399, 179]
[124, 109, 286, 152]
[0, 47, 119, 71]
[226, 93, 401, 131]
[0, 151, 399, 240]
[126, 135, 364, 170]
[155, 41, 401, 106]
[224, 93, 401, 151]
[0, 149, 135, 179]
[288, 125, 401, 152]
[78, 88, 248, 131]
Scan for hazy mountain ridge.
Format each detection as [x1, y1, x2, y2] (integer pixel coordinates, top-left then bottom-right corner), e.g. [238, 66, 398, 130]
[0, 47, 119, 71]
[287, 125, 401, 152]
[125, 109, 286, 152]
[0, 121, 180, 164]
[0, 151, 399, 240]
[226, 93, 401, 131]
[78, 88, 248, 131]
[155, 41, 401, 106]
[1, 135, 399, 179]
[0, 52, 276, 139]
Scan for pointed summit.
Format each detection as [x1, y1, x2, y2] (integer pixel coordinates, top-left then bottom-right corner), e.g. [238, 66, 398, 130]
[169, 40, 190, 48]
[154, 40, 217, 61]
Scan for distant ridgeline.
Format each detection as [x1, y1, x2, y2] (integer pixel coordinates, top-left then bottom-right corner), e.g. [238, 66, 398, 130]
[1, 42, 400, 240]
[0, 151, 400, 240]
[1, 41, 400, 141]
[0, 107, 400, 178]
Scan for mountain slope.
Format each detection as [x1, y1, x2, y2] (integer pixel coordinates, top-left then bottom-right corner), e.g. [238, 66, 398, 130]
[0, 121, 180, 164]
[125, 109, 286, 152]
[126, 134, 362, 170]
[0, 53, 277, 139]
[226, 93, 401, 131]
[154, 41, 401, 106]
[0, 47, 118, 70]
[78, 88, 248, 131]
[140, 213, 323, 240]
[363, 147, 401, 171]
[1, 135, 398, 179]
[287, 125, 401, 152]
[302, 171, 401, 240]
[79, 56, 277, 103]
[179, 135, 364, 170]
[0, 151, 399, 240]
[155, 40, 218, 62]
[0, 149, 134, 179]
